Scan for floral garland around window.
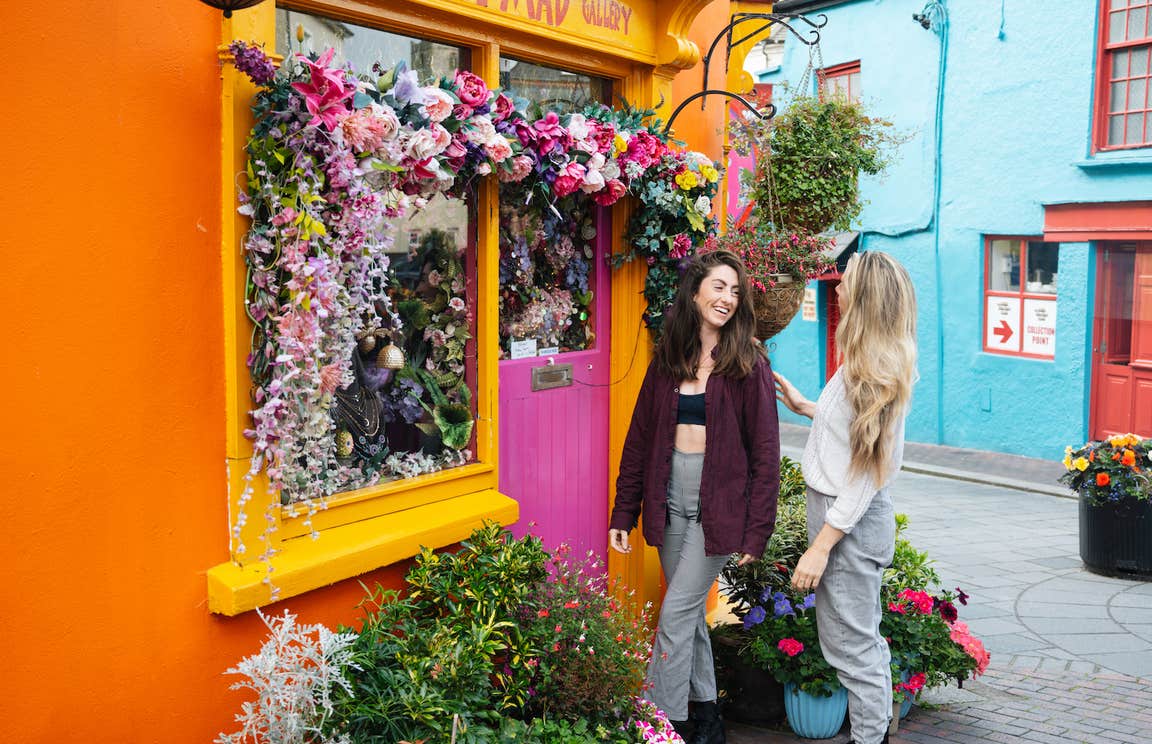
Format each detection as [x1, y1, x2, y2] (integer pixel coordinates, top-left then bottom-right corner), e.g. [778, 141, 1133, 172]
[229, 41, 720, 577]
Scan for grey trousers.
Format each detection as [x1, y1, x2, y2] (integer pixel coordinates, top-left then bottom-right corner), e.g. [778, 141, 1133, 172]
[644, 449, 731, 721]
[807, 486, 896, 744]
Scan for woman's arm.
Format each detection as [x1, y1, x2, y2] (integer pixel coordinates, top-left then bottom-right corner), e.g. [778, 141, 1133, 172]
[774, 371, 816, 419]
[609, 362, 659, 543]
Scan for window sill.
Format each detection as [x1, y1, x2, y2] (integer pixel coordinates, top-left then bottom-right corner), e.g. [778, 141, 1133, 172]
[206, 488, 519, 616]
[1076, 150, 1152, 170]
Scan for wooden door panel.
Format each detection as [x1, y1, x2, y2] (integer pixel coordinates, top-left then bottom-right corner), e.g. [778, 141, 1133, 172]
[1133, 250, 1152, 367]
[1133, 369, 1152, 438]
[1095, 364, 1133, 438]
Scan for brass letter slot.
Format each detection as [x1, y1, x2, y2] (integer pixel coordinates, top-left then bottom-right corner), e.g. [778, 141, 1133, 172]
[531, 363, 574, 391]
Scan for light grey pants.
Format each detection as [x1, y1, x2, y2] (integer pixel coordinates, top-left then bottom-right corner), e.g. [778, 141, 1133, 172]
[644, 449, 731, 721]
[807, 486, 896, 744]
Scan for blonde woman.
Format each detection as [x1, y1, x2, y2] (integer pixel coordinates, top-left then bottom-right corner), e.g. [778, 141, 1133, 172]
[774, 252, 917, 744]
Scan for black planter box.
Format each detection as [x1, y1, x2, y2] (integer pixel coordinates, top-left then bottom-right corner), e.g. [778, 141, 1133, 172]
[1079, 495, 1152, 578]
[712, 629, 786, 726]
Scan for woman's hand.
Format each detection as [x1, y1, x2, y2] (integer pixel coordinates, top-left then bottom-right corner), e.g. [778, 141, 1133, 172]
[790, 545, 829, 591]
[774, 371, 816, 419]
[735, 552, 757, 567]
[609, 528, 632, 554]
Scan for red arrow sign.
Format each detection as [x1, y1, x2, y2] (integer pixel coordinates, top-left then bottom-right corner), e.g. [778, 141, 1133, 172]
[993, 320, 1013, 343]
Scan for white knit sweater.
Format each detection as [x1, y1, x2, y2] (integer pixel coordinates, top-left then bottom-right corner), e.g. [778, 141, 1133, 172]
[800, 368, 906, 533]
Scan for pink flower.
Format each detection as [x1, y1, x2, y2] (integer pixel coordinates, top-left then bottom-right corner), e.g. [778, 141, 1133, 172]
[532, 111, 568, 154]
[291, 49, 355, 131]
[777, 638, 804, 657]
[898, 589, 935, 615]
[453, 70, 490, 107]
[421, 87, 455, 122]
[593, 178, 627, 206]
[669, 233, 691, 260]
[499, 154, 534, 183]
[485, 137, 513, 163]
[904, 672, 927, 693]
[318, 363, 343, 395]
[492, 93, 515, 122]
[552, 161, 587, 197]
[406, 128, 449, 161]
[339, 108, 390, 152]
[887, 602, 906, 614]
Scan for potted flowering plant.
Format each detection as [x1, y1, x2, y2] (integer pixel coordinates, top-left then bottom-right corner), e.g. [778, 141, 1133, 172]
[705, 223, 833, 340]
[742, 590, 847, 739]
[1061, 433, 1152, 577]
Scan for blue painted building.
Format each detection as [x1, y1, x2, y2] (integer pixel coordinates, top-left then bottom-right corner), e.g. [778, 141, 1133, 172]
[757, 0, 1152, 459]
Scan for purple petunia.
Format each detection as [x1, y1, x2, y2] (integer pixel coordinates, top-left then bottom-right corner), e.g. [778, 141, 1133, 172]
[743, 606, 767, 629]
[799, 593, 816, 611]
[773, 597, 795, 618]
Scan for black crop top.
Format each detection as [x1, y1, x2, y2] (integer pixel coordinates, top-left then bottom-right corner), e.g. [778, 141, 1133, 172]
[677, 392, 705, 425]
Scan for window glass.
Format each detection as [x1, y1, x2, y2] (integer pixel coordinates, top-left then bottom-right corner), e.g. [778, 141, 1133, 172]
[1025, 242, 1059, 294]
[496, 59, 608, 357]
[269, 10, 477, 497]
[989, 239, 1020, 292]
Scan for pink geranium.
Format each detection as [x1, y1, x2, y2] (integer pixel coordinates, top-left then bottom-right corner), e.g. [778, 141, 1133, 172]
[777, 638, 804, 657]
[898, 589, 935, 615]
[948, 621, 990, 675]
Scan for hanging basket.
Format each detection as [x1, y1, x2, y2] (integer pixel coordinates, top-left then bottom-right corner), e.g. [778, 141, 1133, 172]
[753, 275, 807, 341]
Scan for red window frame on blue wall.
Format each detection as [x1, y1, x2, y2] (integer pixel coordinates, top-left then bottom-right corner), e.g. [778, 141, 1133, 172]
[1094, 0, 1152, 151]
[819, 61, 861, 103]
[983, 237, 1060, 360]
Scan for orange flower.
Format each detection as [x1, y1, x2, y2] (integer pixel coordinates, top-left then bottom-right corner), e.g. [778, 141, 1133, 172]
[1122, 449, 1137, 467]
[1089, 451, 1096, 462]
[1097, 472, 1111, 486]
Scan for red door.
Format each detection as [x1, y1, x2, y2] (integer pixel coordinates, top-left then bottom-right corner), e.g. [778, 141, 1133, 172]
[1090, 243, 1152, 439]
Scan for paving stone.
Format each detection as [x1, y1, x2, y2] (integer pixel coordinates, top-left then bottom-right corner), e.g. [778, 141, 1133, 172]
[1016, 600, 1112, 619]
[1044, 633, 1152, 653]
[1020, 616, 1125, 635]
[1108, 605, 1152, 623]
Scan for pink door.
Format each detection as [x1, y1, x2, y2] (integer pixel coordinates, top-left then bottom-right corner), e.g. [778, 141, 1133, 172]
[496, 59, 612, 560]
[498, 209, 611, 559]
[1091, 243, 1152, 439]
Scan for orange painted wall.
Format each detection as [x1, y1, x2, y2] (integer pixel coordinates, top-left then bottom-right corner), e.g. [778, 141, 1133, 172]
[3, 1, 411, 740]
[2, 1, 733, 740]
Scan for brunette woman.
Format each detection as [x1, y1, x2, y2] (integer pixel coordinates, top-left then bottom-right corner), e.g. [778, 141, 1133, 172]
[609, 250, 781, 744]
[774, 251, 918, 744]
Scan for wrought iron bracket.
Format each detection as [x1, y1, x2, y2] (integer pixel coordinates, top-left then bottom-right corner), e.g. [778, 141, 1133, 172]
[700, 12, 828, 109]
[662, 90, 775, 137]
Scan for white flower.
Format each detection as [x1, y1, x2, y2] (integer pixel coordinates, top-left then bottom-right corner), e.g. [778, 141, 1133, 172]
[602, 160, 621, 180]
[694, 195, 712, 214]
[567, 113, 590, 140]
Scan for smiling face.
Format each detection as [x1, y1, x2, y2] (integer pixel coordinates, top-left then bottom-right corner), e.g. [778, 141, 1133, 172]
[693, 264, 741, 333]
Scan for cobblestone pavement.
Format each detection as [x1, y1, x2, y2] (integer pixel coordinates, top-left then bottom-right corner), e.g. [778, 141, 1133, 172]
[723, 430, 1152, 743]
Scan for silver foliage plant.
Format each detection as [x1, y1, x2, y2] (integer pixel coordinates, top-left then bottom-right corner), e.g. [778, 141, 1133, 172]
[217, 610, 359, 744]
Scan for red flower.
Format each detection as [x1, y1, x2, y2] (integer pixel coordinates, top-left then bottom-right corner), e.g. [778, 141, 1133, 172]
[537, 609, 550, 618]
[563, 600, 580, 609]
[937, 600, 958, 623]
[777, 638, 804, 657]
[888, 602, 906, 614]
[1097, 472, 1111, 486]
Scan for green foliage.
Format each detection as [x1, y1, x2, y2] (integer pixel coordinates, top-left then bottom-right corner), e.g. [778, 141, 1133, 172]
[721, 456, 808, 617]
[737, 96, 904, 235]
[882, 513, 940, 600]
[743, 589, 840, 697]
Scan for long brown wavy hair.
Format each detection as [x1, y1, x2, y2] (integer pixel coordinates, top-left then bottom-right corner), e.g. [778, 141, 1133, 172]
[655, 250, 766, 382]
[836, 251, 919, 485]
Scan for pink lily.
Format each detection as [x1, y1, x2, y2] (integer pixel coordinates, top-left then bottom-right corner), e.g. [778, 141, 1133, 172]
[290, 49, 356, 131]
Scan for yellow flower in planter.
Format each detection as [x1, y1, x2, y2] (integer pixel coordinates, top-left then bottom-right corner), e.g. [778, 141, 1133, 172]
[700, 163, 720, 183]
[1063, 452, 1073, 469]
[1073, 457, 1090, 472]
[675, 170, 699, 190]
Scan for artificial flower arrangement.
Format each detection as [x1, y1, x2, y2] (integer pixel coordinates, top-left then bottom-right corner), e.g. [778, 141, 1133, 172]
[218, 523, 679, 744]
[229, 40, 721, 568]
[1060, 433, 1152, 505]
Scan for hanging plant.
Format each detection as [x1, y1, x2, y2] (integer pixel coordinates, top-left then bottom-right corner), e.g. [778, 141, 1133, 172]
[733, 95, 904, 235]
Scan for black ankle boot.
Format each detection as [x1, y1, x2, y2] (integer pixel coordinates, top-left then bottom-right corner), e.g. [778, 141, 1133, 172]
[689, 700, 725, 744]
[669, 719, 692, 740]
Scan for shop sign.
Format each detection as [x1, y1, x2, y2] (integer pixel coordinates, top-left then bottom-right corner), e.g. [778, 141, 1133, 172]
[470, 0, 636, 34]
[510, 338, 538, 359]
[1022, 298, 1057, 357]
[985, 296, 1020, 353]
[801, 287, 817, 321]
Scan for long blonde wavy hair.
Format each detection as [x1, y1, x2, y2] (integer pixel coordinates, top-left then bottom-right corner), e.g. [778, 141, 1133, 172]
[835, 252, 919, 485]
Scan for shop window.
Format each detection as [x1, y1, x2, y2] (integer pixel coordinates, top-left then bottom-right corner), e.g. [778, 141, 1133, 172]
[983, 238, 1059, 359]
[820, 61, 861, 103]
[1095, 0, 1152, 150]
[496, 58, 609, 357]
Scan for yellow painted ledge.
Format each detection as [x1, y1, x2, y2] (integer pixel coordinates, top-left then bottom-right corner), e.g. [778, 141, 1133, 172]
[207, 489, 519, 616]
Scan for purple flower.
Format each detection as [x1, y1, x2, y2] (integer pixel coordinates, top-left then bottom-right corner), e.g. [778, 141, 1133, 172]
[773, 597, 795, 617]
[956, 587, 970, 606]
[742, 606, 767, 629]
[799, 593, 816, 611]
[229, 41, 276, 86]
[391, 68, 423, 105]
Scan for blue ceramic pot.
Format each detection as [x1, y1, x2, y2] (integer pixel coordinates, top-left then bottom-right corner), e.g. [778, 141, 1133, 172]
[783, 683, 848, 739]
[897, 669, 915, 719]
